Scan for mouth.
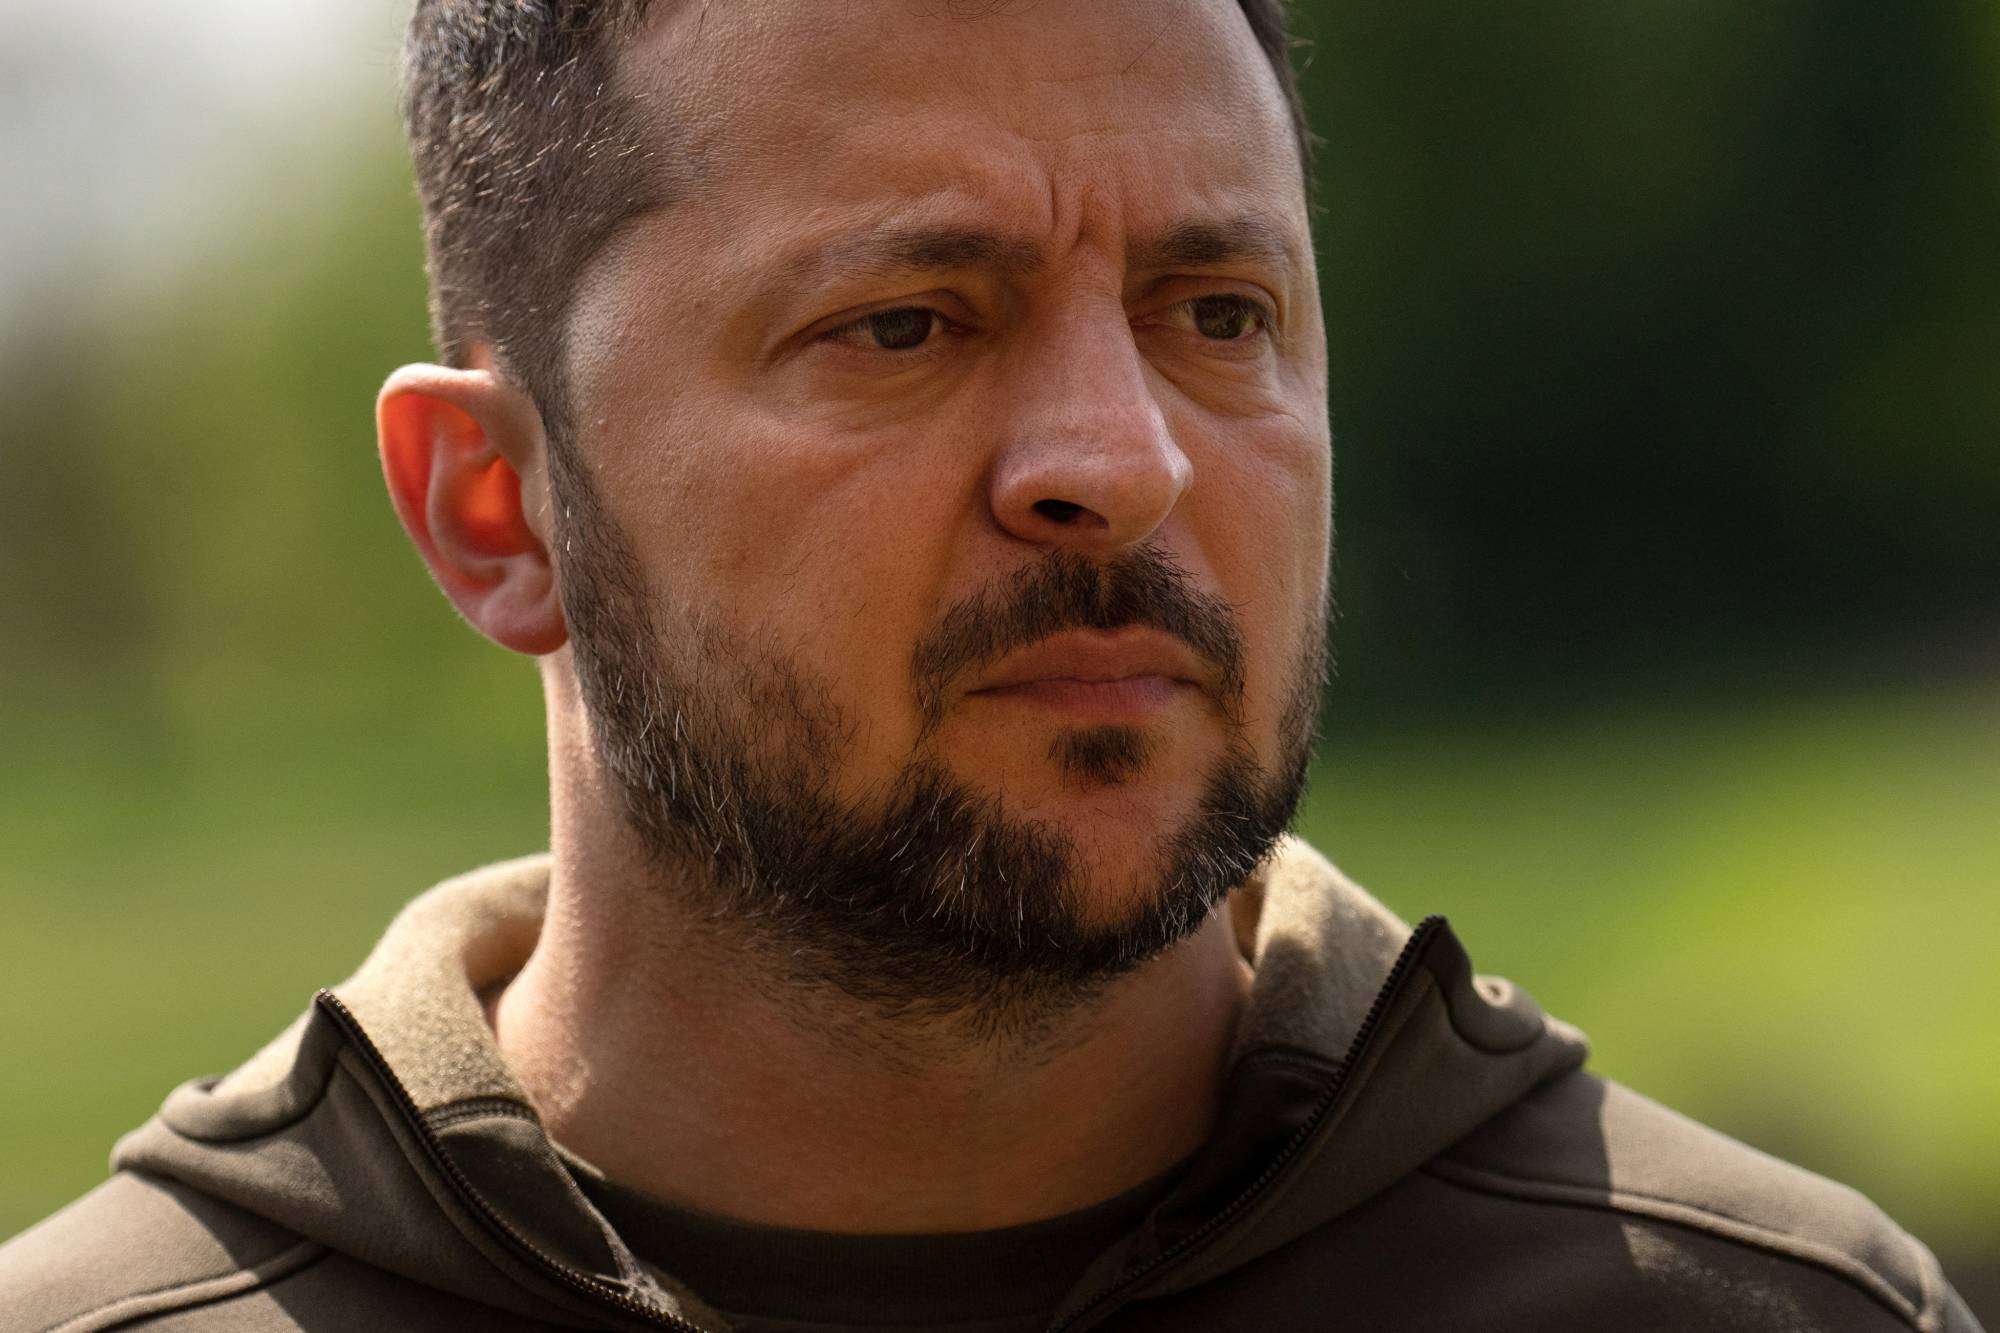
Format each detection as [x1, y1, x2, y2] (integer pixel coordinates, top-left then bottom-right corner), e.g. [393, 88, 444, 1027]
[973, 673, 1191, 715]
[965, 629, 1206, 721]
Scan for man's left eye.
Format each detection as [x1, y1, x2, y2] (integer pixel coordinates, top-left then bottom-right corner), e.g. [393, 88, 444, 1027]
[1184, 294, 1268, 341]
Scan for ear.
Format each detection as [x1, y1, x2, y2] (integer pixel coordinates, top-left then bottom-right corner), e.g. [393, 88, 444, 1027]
[377, 364, 567, 656]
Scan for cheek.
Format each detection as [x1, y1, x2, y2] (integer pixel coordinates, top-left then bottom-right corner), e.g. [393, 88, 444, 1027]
[622, 403, 990, 748]
[1191, 404, 1328, 575]
[701, 414, 977, 604]
[1182, 412, 1330, 730]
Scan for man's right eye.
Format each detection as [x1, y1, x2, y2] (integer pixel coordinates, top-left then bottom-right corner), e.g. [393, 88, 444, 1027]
[830, 307, 941, 352]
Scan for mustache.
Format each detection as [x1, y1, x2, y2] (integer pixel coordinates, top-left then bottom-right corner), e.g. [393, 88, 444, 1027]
[911, 544, 1247, 735]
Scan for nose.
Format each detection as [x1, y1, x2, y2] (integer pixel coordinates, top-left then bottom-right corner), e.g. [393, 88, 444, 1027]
[987, 304, 1192, 551]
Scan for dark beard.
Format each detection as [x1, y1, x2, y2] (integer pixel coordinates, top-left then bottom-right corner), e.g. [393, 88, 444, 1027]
[551, 450, 1323, 1035]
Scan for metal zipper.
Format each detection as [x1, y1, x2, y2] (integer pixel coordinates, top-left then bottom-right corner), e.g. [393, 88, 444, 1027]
[1045, 915, 1448, 1333]
[314, 990, 703, 1333]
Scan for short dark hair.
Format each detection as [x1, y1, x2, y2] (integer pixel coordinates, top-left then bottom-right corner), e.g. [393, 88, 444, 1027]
[400, 0, 1309, 442]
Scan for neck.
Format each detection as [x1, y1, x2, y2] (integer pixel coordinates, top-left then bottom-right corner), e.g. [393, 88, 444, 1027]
[494, 697, 1252, 1233]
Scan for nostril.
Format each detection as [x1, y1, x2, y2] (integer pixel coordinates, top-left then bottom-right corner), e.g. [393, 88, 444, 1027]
[1034, 499, 1085, 524]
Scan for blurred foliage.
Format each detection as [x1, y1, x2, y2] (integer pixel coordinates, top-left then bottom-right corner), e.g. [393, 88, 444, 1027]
[0, 0, 1994, 1308]
[1300, 0, 2000, 708]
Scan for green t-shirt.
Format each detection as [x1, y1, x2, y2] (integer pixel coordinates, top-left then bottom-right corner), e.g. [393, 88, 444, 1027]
[569, 1162, 1180, 1333]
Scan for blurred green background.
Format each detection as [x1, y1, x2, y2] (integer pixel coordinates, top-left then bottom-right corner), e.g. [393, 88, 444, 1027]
[2, 0, 1994, 1314]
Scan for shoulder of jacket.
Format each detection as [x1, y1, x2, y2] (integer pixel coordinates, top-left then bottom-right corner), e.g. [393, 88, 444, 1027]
[0, 1171, 324, 1332]
[1429, 1069, 1971, 1333]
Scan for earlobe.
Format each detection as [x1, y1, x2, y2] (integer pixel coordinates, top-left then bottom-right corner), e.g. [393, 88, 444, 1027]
[377, 364, 568, 656]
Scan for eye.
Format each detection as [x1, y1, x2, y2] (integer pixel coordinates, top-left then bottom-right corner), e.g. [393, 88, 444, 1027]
[1184, 294, 1268, 341]
[827, 306, 944, 352]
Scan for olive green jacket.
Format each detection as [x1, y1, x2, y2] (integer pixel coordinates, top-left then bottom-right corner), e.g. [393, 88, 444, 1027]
[1, 842, 1981, 1331]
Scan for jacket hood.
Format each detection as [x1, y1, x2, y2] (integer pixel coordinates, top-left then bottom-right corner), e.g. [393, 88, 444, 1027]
[113, 840, 1589, 1331]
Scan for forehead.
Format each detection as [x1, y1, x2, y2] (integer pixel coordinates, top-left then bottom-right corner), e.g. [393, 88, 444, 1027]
[616, 0, 1302, 238]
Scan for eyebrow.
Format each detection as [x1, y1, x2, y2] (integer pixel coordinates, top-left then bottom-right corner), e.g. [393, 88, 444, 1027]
[774, 213, 1298, 293]
[1129, 216, 1297, 274]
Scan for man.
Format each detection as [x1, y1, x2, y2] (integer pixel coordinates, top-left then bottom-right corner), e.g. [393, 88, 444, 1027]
[0, 1, 1980, 1329]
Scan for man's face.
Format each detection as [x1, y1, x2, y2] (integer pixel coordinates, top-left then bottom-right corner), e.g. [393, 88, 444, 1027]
[554, 0, 1329, 1011]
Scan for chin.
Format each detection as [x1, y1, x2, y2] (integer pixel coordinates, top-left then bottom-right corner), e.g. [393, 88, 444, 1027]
[919, 718, 1283, 931]
[1071, 845, 1193, 931]
[1026, 780, 1217, 923]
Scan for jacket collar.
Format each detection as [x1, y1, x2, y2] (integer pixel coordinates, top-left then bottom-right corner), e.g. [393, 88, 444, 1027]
[117, 841, 1588, 1329]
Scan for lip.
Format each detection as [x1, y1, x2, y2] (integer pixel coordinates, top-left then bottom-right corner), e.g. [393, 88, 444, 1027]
[965, 629, 1207, 718]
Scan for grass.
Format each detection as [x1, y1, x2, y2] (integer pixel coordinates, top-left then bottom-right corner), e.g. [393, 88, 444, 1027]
[3, 674, 1995, 1263]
